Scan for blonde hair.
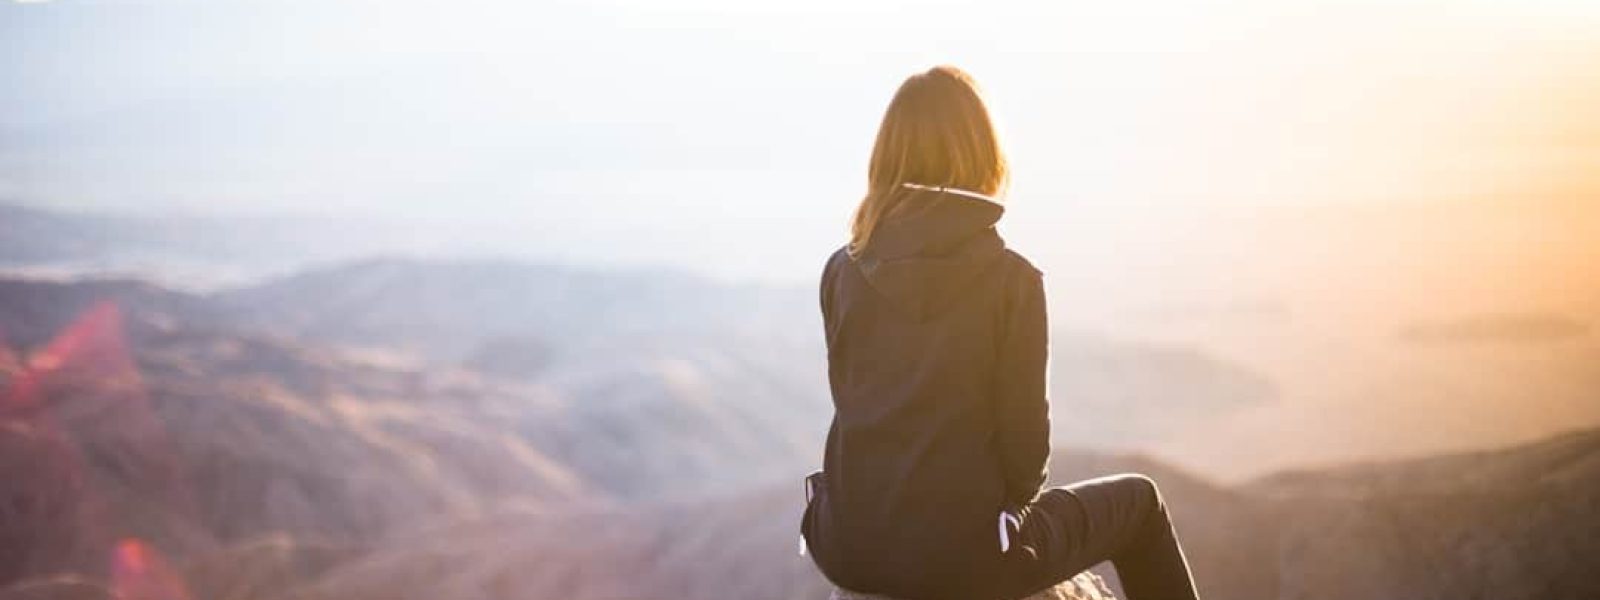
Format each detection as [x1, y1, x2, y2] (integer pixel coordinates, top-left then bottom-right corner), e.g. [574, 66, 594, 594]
[848, 65, 1009, 257]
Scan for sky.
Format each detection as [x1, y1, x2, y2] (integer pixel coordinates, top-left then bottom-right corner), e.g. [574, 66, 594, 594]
[2, 0, 1598, 281]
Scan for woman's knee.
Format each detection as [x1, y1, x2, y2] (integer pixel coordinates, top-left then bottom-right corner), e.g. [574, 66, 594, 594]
[1113, 473, 1167, 513]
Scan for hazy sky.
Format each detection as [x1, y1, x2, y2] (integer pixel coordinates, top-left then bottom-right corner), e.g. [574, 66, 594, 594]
[2, 0, 1597, 280]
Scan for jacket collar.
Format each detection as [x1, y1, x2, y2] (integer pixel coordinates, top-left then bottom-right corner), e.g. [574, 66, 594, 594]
[899, 182, 1003, 206]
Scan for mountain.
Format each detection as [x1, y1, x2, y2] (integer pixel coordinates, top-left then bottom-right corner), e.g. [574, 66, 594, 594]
[8, 267, 1591, 599]
[1118, 428, 1600, 600]
[0, 264, 1303, 517]
[9, 420, 1594, 600]
[1247, 429, 1600, 600]
[0, 202, 1288, 465]
[0, 291, 595, 585]
[214, 258, 1275, 450]
[886, 433, 1600, 600]
[0, 272, 844, 591]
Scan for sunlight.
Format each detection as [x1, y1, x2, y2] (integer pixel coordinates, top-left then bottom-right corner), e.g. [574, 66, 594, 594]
[1, 3, 1597, 599]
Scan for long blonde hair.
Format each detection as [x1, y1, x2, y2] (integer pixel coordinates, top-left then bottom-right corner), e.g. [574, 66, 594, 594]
[848, 66, 1009, 257]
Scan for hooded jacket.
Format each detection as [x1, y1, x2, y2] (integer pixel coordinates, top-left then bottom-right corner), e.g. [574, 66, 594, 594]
[802, 186, 1052, 599]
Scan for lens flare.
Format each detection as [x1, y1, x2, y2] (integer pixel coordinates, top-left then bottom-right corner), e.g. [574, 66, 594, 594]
[111, 538, 192, 600]
[2, 301, 197, 594]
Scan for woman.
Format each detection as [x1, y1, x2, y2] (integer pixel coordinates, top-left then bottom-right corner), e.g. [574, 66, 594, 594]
[801, 66, 1201, 600]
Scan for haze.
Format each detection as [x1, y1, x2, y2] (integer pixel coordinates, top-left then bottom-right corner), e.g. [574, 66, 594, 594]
[4, 0, 1598, 281]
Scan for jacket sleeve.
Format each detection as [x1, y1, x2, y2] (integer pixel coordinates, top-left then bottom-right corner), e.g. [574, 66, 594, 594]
[994, 267, 1051, 509]
[819, 249, 844, 348]
[819, 261, 831, 325]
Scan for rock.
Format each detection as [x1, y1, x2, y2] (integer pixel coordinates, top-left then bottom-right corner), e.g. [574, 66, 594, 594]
[830, 571, 1117, 600]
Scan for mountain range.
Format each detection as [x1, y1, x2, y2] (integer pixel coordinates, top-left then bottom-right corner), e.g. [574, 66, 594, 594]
[2, 268, 1596, 599]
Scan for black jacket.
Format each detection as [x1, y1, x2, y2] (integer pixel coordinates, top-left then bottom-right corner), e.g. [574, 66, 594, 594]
[802, 187, 1051, 599]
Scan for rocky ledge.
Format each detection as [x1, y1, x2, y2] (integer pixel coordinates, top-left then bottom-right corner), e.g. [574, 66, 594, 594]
[830, 571, 1116, 600]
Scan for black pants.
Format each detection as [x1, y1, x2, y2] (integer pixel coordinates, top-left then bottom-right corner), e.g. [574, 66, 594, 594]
[998, 474, 1200, 600]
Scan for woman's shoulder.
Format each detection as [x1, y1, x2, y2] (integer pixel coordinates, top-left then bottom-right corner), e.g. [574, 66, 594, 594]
[826, 245, 852, 266]
[998, 247, 1044, 279]
[821, 245, 852, 278]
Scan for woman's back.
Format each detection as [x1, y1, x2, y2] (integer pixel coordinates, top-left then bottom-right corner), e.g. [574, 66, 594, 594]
[803, 64, 1199, 600]
[805, 186, 1049, 599]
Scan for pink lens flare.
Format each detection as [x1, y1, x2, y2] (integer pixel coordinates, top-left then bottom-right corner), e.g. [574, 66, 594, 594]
[111, 538, 193, 600]
[3, 301, 199, 592]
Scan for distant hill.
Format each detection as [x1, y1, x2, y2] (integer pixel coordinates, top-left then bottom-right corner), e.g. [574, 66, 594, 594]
[0, 203, 465, 287]
[0, 269, 1285, 517]
[214, 259, 1275, 449]
[215, 257, 816, 360]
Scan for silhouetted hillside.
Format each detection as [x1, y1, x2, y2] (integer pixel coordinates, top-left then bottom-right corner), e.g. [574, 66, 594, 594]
[1247, 430, 1600, 600]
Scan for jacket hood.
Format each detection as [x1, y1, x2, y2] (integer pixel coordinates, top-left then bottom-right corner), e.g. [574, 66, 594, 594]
[855, 187, 1007, 320]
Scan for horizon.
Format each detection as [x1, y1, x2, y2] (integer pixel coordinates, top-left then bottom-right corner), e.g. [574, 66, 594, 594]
[4, 0, 1599, 283]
